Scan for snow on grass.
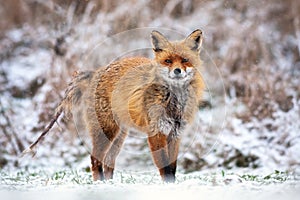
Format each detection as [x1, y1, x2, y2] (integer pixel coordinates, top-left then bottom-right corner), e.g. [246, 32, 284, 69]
[0, 168, 299, 200]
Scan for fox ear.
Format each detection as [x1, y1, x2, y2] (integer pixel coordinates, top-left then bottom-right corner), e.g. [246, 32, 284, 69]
[184, 29, 203, 53]
[151, 30, 171, 52]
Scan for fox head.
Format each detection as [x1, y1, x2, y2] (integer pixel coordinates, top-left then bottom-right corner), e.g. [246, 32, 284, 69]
[151, 29, 203, 86]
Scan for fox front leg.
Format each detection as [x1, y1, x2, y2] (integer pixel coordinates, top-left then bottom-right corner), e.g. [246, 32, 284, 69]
[147, 133, 175, 183]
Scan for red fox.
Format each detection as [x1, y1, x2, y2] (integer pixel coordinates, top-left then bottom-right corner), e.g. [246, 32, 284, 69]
[26, 29, 205, 183]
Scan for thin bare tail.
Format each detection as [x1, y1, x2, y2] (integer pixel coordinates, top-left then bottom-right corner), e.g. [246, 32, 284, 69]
[21, 70, 94, 157]
[21, 107, 63, 157]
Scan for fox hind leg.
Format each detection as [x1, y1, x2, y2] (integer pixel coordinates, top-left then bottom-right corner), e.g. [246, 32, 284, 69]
[90, 131, 112, 181]
[89, 125, 119, 181]
[90, 154, 104, 181]
[103, 129, 128, 180]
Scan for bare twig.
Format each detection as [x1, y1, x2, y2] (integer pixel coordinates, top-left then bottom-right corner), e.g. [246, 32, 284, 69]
[0, 103, 24, 154]
[0, 124, 18, 155]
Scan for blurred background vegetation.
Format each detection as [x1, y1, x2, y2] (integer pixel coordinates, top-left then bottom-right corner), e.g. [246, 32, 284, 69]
[0, 0, 299, 172]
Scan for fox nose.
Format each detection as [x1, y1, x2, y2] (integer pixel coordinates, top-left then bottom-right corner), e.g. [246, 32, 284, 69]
[174, 68, 181, 75]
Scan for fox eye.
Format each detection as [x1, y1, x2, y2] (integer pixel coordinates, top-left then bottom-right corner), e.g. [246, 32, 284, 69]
[165, 59, 172, 64]
[182, 58, 189, 63]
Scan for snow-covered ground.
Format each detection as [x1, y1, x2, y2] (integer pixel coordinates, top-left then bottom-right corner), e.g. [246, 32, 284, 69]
[0, 168, 299, 200]
[1, 0, 300, 198]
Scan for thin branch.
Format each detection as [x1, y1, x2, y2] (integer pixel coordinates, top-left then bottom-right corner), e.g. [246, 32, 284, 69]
[0, 104, 22, 154]
[0, 123, 18, 155]
[1, 109, 25, 152]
